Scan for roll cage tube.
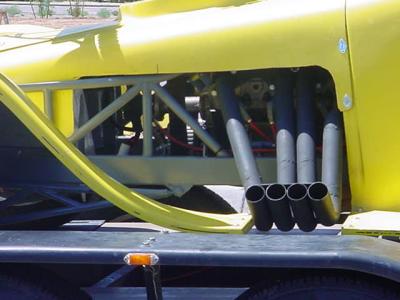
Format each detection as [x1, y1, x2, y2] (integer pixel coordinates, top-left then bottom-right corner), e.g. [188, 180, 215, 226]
[0, 73, 252, 233]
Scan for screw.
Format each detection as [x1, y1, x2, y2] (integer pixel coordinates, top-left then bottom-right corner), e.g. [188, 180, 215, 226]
[343, 94, 352, 109]
[338, 38, 347, 54]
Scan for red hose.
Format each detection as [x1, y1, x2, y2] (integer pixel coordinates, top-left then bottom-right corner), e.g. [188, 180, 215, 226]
[249, 122, 274, 142]
[156, 124, 204, 152]
[270, 123, 277, 139]
[156, 122, 276, 154]
[252, 148, 276, 153]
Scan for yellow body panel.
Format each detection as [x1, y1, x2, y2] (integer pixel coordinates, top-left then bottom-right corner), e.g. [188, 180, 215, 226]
[0, 0, 353, 232]
[26, 90, 74, 136]
[2, 0, 398, 230]
[0, 0, 352, 109]
[345, 0, 400, 212]
[342, 211, 400, 237]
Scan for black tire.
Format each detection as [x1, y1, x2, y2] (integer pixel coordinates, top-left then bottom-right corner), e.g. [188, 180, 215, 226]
[237, 274, 400, 300]
[0, 274, 82, 300]
[0, 268, 90, 300]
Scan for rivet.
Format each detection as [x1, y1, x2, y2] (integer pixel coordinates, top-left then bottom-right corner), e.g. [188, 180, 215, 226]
[338, 38, 347, 54]
[343, 94, 352, 109]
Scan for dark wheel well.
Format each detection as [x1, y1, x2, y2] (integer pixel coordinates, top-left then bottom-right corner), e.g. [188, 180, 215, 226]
[237, 270, 400, 300]
[0, 264, 90, 300]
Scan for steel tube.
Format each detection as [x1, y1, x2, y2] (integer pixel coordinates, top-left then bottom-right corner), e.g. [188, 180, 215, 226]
[245, 185, 273, 231]
[265, 184, 294, 231]
[217, 76, 272, 231]
[321, 109, 343, 217]
[308, 110, 342, 226]
[44, 89, 53, 120]
[20, 74, 177, 92]
[287, 183, 316, 232]
[69, 85, 141, 143]
[296, 69, 316, 183]
[308, 182, 338, 226]
[151, 83, 225, 155]
[216, 77, 262, 187]
[142, 85, 153, 156]
[292, 69, 317, 231]
[274, 71, 296, 184]
[270, 71, 295, 230]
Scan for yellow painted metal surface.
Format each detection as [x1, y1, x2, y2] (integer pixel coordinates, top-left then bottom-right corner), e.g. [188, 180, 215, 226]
[342, 211, 400, 237]
[26, 90, 74, 136]
[0, 73, 252, 233]
[119, 0, 253, 17]
[345, 0, 400, 212]
[0, 24, 60, 52]
[0, 0, 357, 231]
[6, 0, 400, 227]
[0, 0, 352, 109]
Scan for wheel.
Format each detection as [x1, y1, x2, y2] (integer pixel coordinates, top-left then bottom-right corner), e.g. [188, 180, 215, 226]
[0, 274, 55, 299]
[237, 274, 400, 300]
[0, 274, 89, 300]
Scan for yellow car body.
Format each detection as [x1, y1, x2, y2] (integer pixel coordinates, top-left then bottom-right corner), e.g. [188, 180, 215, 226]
[0, 0, 399, 232]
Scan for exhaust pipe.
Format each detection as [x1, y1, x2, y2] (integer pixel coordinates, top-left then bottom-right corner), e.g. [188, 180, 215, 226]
[292, 69, 317, 231]
[245, 185, 273, 231]
[308, 109, 343, 225]
[287, 183, 316, 232]
[265, 184, 294, 231]
[308, 182, 338, 225]
[217, 76, 272, 231]
[270, 71, 296, 231]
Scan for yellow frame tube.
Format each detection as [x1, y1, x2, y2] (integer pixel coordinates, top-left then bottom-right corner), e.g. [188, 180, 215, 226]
[0, 73, 253, 233]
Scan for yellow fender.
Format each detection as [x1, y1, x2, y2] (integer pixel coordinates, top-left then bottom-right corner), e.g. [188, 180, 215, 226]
[0, 73, 253, 234]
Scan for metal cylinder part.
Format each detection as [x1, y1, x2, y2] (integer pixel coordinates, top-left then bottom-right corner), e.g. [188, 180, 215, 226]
[270, 71, 296, 230]
[287, 183, 316, 232]
[308, 182, 339, 226]
[265, 184, 294, 231]
[217, 75, 272, 231]
[245, 185, 273, 231]
[151, 83, 226, 155]
[274, 71, 296, 184]
[296, 69, 316, 183]
[321, 109, 343, 217]
[308, 109, 342, 226]
[292, 69, 317, 231]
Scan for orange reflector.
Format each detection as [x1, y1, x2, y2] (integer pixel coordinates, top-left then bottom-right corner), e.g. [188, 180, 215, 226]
[124, 253, 159, 266]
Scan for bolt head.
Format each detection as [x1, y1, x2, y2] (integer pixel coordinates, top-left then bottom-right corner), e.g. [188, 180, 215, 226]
[338, 38, 347, 54]
[343, 94, 352, 109]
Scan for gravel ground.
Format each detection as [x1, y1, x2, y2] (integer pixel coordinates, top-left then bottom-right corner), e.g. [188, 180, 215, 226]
[7, 16, 113, 28]
[1, 1, 118, 28]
